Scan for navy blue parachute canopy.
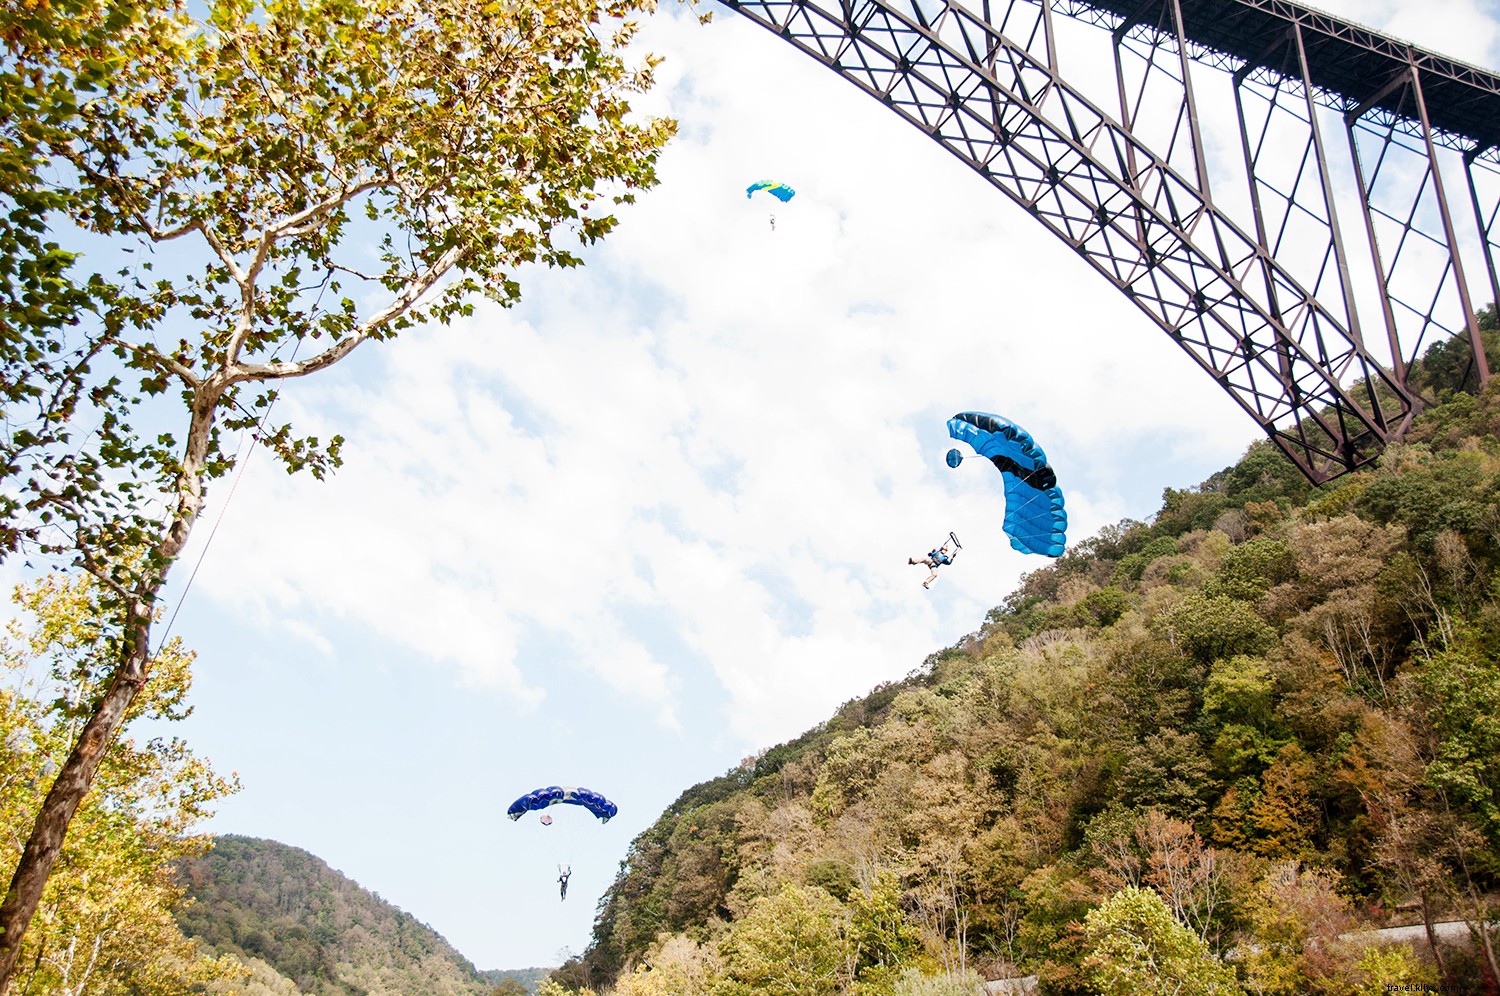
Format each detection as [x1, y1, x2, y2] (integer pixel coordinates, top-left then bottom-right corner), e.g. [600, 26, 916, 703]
[946, 412, 1067, 557]
[507, 786, 618, 823]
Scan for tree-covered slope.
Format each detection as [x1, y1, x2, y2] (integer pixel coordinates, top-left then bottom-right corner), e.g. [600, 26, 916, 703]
[556, 383, 1500, 995]
[176, 835, 503, 996]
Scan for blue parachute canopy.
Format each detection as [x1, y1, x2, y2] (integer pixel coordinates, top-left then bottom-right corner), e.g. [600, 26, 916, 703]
[945, 448, 963, 469]
[746, 180, 796, 203]
[946, 412, 1067, 557]
[507, 786, 618, 823]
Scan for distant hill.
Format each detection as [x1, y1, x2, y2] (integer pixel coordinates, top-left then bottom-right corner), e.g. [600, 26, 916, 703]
[176, 835, 542, 995]
[480, 967, 555, 992]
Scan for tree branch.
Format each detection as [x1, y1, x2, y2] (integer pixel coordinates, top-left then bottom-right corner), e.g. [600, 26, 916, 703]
[191, 220, 249, 289]
[227, 179, 391, 368]
[106, 338, 201, 390]
[264, 179, 387, 242]
[29, 335, 113, 427]
[230, 241, 465, 383]
[328, 262, 386, 283]
[71, 157, 241, 276]
[74, 549, 135, 603]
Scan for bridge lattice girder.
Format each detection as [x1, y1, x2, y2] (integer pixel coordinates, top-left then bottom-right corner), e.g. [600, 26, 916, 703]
[718, 0, 1500, 483]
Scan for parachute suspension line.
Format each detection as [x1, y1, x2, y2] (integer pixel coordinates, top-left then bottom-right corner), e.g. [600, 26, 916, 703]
[158, 431, 253, 649]
[156, 340, 305, 653]
[533, 814, 566, 874]
[746, 181, 794, 233]
[931, 534, 958, 557]
[507, 786, 619, 898]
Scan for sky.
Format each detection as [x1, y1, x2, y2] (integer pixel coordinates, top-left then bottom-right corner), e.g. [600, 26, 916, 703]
[10, 0, 1500, 974]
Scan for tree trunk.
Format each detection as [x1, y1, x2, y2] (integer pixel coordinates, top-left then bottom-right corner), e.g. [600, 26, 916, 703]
[0, 382, 219, 995]
[1475, 918, 1500, 987]
[0, 609, 152, 991]
[1419, 894, 1448, 979]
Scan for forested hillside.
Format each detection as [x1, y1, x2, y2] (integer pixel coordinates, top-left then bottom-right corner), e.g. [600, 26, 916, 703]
[552, 378, 1500, 994]
[176, 835, 509, 996]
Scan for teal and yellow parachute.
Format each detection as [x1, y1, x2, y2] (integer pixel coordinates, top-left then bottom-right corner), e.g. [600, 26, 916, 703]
[507, 786, 617, 823]
[746, 180, 796, 203]
[946, 412, 1067, 557]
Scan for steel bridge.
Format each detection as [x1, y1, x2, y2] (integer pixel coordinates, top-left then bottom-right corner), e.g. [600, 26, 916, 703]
[718, 0, 1500, 483]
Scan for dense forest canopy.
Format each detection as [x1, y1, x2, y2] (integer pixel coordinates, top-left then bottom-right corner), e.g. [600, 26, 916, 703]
[548, 345, 1500, 995]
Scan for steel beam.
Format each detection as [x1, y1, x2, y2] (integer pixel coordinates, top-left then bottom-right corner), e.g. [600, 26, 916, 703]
[1346, 65, 1488, 390]
[721, 0, 1414, 482]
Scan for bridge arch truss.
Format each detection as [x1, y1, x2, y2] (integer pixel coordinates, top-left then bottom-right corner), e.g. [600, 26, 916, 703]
[718, 0, 1500, 482]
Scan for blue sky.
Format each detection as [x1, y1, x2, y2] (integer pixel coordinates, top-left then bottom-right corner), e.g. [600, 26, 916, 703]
[9, 0, 1500, 974]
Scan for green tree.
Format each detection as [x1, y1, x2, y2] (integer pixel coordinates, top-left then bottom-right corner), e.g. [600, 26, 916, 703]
[1106, 636, 1203, 735]
[612, 935, 721, 996]
[1, 0, 181, 499]
[1351, 945, 1438, 993]
[1113, 537, 1180, 584]
[1016, 864, 1094, 993]
[1154, 489, 1229, 538]
[846, 871, 923, 987]
[0, 0, 671, 983]
[1237, 862, 1356, 995]
[537, 981, 596, 996]
[1118, 729, 1215, 822]
[1080, 586, 1130, 628]
[715, 884, 849, 996]
[1419, 639, 1500, 841]
[1202, 656, 1275, 729]
[0, 574, 242, 994]
[1408, 635, 1500, 983]
[1080, 887, 1240, 996]
[1202, 656, 1287, 781]
[1356, 459, 1493, 554]
[1159, 593, 1277, 664]
[1206, 538, 1296, 602]
[1415, 319, 1499, 396]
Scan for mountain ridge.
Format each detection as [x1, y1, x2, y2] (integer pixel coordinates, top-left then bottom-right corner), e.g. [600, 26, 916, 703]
[176, 834, 550, 995]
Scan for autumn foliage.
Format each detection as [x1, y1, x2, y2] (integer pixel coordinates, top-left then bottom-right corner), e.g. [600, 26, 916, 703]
[560, 383, 1500, 995]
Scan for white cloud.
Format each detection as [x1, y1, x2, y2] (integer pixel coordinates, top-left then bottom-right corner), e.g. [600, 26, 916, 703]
[183, 2, 1279, 754]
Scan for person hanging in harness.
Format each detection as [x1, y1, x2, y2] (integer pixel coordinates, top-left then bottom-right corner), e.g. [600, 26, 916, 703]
[908, 534, 960, 589]
[558, 864, 572, 901]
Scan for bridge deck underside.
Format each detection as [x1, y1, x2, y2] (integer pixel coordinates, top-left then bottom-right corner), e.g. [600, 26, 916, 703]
[1072, 0, 1500, 151]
